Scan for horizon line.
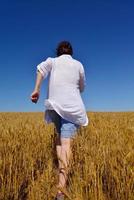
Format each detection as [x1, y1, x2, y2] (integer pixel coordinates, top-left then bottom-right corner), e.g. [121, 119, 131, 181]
[0, 110, 134, 113]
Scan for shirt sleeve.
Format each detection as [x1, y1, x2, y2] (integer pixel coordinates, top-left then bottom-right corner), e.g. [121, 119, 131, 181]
[79, 63, 86, 92]
[36, 57, 53, 79]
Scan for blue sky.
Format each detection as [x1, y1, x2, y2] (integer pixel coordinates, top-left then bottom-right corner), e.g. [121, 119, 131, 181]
[0, 0, 134, 112]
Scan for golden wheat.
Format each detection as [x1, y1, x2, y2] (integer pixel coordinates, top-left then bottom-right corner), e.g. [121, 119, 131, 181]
[0, 112, 133, 200]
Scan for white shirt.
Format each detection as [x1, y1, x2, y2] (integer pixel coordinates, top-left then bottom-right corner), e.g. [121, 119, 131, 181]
[36, 54, 89, 126]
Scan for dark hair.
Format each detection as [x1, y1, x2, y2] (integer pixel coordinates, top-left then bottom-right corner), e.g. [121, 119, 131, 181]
[56, 41, 73, 56]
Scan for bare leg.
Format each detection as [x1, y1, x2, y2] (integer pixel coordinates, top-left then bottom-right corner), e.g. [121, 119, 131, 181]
[56, 137, 73, 193]
[56, 135, 62, 166]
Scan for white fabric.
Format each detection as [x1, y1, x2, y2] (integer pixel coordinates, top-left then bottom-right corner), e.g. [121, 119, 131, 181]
[36, 54, 89, 126]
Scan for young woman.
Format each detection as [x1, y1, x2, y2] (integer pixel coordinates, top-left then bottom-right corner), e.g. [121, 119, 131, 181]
[30, 41, 88, 200]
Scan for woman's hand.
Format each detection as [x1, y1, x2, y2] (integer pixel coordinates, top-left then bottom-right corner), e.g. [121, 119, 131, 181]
[30, 90, 40, 103]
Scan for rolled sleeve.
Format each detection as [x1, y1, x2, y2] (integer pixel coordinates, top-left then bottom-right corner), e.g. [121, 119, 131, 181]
[36, 57, 52, 79]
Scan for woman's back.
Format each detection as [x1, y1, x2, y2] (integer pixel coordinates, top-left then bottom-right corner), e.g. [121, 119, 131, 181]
[42, 54, 88, 126]
[48, 54, 83, 101]
[52, 54, 80, 86]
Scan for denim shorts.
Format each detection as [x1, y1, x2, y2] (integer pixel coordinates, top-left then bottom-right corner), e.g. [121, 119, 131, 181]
[48, 110, 80, 138]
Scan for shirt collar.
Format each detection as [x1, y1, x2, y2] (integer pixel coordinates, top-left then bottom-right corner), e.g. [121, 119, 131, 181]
[60, 54, 72, 59]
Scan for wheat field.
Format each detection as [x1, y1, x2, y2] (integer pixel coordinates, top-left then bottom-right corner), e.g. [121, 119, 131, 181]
[0, 112, 133, 200]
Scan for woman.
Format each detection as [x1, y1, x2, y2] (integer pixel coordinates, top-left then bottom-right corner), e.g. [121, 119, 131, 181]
[30, 41, 88, 200]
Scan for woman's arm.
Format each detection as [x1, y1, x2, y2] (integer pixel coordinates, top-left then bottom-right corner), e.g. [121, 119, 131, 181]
[79, 74, 85, 93]
[34, 70, 43, 92]
[31, 57, 52, 103]
[79, 63, 86, 93]
[30, 57, 52, 103]
[30, 71, 43, 103]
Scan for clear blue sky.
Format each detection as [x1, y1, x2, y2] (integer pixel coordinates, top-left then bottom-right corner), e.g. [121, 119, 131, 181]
[0, 0, 134, 112]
